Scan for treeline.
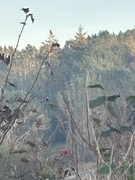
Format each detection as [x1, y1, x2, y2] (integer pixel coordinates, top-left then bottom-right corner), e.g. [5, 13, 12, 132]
[1, 26, 135, 144]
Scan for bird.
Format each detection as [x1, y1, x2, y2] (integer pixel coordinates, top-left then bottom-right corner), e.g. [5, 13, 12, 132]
[52, 42, 60, 48]
[21, 8, 29, 14]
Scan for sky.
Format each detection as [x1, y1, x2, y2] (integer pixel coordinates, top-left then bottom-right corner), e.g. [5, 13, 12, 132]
[1, 0, 135, 49]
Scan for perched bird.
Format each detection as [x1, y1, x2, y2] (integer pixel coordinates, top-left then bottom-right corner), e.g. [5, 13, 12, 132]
[52, 42, 60, 48]
[21, 8, 29, 14]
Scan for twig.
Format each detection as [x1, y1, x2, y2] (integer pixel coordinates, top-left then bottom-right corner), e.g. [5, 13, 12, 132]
[112, 130, 135, 173]
[117, 162, 133, 180]
[18, 46, 53, 109]
[2, 14, 28, 95]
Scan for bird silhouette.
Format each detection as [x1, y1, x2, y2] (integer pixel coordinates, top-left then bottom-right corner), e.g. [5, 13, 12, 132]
[52, 42, 60, 48]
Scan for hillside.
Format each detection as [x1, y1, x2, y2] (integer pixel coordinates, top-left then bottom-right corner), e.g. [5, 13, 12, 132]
[0, 27, 135, 179]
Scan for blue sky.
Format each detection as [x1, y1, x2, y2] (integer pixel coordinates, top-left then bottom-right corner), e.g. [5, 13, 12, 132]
[1, 0, 135, 49]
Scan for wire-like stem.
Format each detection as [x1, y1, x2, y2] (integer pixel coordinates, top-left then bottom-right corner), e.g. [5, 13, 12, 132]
[2, 14, 28, 97]
[0, 12, 31, 144]
[18, 46, 53, 109]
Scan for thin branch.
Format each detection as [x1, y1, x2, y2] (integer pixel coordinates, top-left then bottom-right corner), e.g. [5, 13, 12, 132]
[18, 46, 53, 109]
[117, 162, 133, 180]
[0, 43, 55, 145]
[112, 130, 135, 173]
[2, 14, 28, 94]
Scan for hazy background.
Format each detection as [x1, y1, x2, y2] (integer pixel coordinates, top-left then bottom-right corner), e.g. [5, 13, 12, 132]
[1, 0, 135, 48]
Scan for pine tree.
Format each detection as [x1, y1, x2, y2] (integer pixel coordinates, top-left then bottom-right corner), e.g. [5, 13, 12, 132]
[71, 25, 88, 50]
[39, 30, 60, 61]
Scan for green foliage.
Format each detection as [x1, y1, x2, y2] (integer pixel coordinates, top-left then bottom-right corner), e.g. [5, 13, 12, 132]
[90, 84, 135, 178]
[37, 172, 55, 179]
[106, 95, 120, 102]
[89, 94, 120, 109]
[1, 25, 135, 179]
[93, 117, 101, 126]
[87, 84, 104, 90]
[100, 130, 112, 137]
[107, 102, 117, 117]
[97, 162, 116, 175]
[12, 149, 28, 154]
[126, 96, 135, 107]
[119, 125, 133, 133]
[107, 124, 122, 134]
[20, 157, 29, 163]
[89, 96, 106, 108]
[122, 163, 135, 180]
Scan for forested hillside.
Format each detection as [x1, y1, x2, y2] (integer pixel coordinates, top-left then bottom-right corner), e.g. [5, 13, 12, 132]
[1, 27, 135, 144]
[1, 26, 135, 179]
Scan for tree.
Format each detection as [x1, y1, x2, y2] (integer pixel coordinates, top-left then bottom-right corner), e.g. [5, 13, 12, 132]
[70, 25, 88, 50]
[39, 30, 60, 64]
